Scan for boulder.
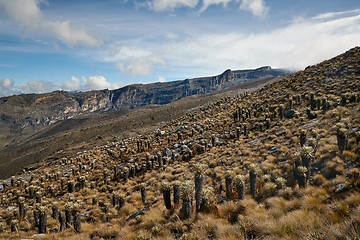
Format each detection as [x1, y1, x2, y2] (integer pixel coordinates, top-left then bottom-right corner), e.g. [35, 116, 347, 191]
[284, 109, 300, 119]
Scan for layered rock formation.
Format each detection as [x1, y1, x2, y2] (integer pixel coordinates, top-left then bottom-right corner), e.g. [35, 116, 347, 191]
[0, 66, 288, 135]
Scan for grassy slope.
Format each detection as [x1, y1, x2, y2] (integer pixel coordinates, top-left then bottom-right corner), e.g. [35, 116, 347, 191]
[0, 76, 275, 179]
[0, 47, 359, 239]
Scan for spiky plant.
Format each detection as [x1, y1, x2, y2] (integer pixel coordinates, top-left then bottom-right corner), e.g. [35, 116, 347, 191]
[52, 202, 59, 220]
[297, 166, 308, 188]
[33, 204, 40, 228]
[300, 130, 307, 147]
[353, 131, 360, 144]
[275, 177, 286, 190]
[234, 175, 245, 200]
[199, 186, 215, 213]
[243, 123, 248, 136]
[65, 202, 73, 229]
[140, 183, 147, 204]
[10, 219, 18, 232]
[341, 94, 347, 106]
[92, 195, 98, 205]
[337, 128, 348, 153]
[249, 164, 257, 199]
[162, 182, 172, 210]
[146, 160, 152, 171]
[78, 176, 86, 189]
[67, 180, 75, 193]
[265, 118, 271, 129]
[123, 167, 129, 183]
[38, 206, 47, 234]
[58, 212, 65, 231]
[0, 221, 5, 233]
[157, 154, 163, 169]
[173, 180, 181, 205]
[181, 180, 194, 219]
[35, 191, 42, 203]
[72, 203, 81, 234]
[278, 105, 284, 119]
[301, 146, 315, 180]
[112, 192, 120, 206]
[18, 196, 26, 219]
[10, 176, 15, 187]
[193, 163, 206, 212]
[224, 170, 234, 201]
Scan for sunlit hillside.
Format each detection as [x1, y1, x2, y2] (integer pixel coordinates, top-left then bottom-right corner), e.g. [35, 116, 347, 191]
[0, 47, 359, 240]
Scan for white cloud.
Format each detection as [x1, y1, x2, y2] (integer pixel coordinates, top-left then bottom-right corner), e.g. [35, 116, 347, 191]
[0, 0, 101, 47]
[145, 0, 199, 11]
[116, 55, 164, 75]
[0, 0, 43, 27]
[166, 32, 179, 41]
[17, 80, 54, 94]
[82, 76, 112, 90]
[60, 76, 81, 91]
[240, 0, 268, 17]
[98, 9, 359, 80]
[141, 0, 268, 16]
[0, 76, 122, 97]
[61, 76, 121, 91]
[158, 76, 166, 82]
[42, 21, 100, 47]
[155, 9, 360, 72]
[200, 0, 232, 13]
[0, 78, 14, 90]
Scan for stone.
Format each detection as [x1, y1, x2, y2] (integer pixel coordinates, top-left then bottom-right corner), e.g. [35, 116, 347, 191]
[284, 109, 300, 119]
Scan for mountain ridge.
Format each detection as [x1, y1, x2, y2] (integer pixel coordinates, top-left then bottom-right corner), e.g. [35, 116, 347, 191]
[0, 66, 288, 137]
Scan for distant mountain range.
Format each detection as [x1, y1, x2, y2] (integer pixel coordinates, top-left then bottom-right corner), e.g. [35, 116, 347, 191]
[0, 66, 289, 136]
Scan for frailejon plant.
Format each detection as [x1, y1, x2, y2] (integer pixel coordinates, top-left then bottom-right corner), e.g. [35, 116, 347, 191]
[275, 177, 286, 190]
[234, 175, 245, 200]
[52, 202, 59, 220]
[140, 183, 147, 204]
[337, 128, 348, 153]
[300, 130, 307, 147]
[72, 203, 81, 234]
[38, 206, 47, 234]
[162, 182, 172, 210]
[18, 196, 26, 219]
[65, 202, 73, 229]
[249, 164, 257, 199]
[297, 166, 308, 188]
[181, 180, 194, 219]
[173, 181, 180, 205]
[301, 146, 315, 181]
[58, 212, 65, 231]
[10, 219, 18, 233]
[193, 163, 206, 212]
[225, 170, 234, 201]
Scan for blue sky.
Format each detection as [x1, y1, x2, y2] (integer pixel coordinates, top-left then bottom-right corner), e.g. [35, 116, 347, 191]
[0, 0, 359, 97]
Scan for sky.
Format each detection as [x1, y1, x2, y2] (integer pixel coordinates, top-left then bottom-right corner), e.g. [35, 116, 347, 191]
[0, 0, 359, 97]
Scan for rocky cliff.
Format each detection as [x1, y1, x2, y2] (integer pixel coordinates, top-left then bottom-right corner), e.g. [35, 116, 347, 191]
[0, 66, 288, 137]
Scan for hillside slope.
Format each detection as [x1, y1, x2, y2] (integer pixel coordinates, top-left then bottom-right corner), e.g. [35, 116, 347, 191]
[0, 75, 279, 179]
[0, 47, 359, 239]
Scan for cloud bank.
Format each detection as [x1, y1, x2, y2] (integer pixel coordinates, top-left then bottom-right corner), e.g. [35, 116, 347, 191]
[141, 0, 269, 17]
[0, 76, 120, 97]
[0, 0, 101, 47]
[240, 0, 268, 17]
[107, 9, 360, 78]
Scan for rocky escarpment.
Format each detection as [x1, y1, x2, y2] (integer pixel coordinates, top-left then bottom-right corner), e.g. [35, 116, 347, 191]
[0, 66, 288, 136]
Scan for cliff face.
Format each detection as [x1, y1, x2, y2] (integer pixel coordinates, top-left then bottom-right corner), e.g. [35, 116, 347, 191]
[0, 66, 288, 137]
